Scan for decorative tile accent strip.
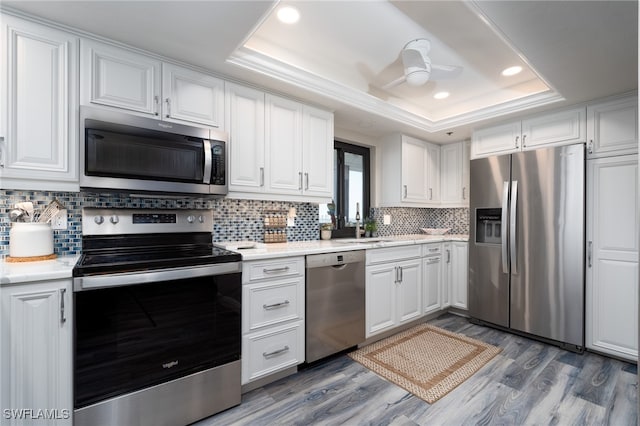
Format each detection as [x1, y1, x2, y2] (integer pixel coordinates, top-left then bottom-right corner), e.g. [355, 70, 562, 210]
[371, 207, 469, 236]
[0, 190, 320, 258]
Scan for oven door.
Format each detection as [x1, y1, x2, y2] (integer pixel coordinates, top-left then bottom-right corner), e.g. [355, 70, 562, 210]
[73, 265, 241, 409]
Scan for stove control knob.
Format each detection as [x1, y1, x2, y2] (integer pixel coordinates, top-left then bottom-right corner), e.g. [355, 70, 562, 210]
[94, 216, 104, 225]
[110, 215, 119, 225]
[198, 215, 205, 223]
[187, 215, 196, 223]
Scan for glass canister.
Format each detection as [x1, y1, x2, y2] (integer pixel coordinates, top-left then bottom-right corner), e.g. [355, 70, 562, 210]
[9, 222, 54, 257]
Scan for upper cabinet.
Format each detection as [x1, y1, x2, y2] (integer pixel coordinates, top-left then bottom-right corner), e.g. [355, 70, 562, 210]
[0, 14, 79, 192]
[226, 86, 333, 202]
[380, 134, 440, 207]
[587, 94, 638, 158]
[81, 39, 224, 129]
[471, 106, 586, 159]
[440, 141, 470, 207]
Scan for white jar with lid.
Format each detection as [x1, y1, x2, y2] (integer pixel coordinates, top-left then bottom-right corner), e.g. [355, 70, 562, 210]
[9, 223, 54, 257]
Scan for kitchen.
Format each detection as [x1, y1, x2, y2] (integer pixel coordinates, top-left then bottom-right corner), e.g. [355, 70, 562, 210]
[0, 1, 638, 425]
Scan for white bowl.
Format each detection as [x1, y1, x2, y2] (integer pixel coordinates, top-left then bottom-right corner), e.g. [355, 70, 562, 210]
[420, 227, 451, 235]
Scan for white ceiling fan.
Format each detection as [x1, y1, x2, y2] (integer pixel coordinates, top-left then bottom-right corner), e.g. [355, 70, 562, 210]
[382, 38, 463, 90]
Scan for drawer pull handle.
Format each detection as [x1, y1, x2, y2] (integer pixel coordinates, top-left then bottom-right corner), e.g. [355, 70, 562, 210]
[427, 258, 440, 264]
[263, 266, 290, 274]
[263, 300, 290, 310]
[263, 346, 290, 358]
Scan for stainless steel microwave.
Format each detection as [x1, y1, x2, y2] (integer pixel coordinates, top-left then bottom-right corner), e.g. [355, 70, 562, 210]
[80, 106, 227, 196]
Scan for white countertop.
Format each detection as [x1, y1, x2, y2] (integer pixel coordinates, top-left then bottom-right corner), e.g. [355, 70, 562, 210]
[0, 255, 79, 285]
[216, 234, 468, 261]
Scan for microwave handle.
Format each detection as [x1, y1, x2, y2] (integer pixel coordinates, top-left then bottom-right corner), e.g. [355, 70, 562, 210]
[203, 140, 212, 184]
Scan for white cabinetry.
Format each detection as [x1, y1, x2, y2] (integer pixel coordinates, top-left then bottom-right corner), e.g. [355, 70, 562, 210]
[226, 90, 333, 202]
[0, 279, 72, 426]
[0, 14, 79, 192]
[365, 246, 422, 337]
[440, 141, 470, 206]
[449, 242, 469, 310]
[380, 134, 440, 207]
[471, 107, 586, 159]
[241, 257, 305, 384]
[81, 39, 224, 128]
[586, 155, 638, 361]
[587, 94, 638, 158]
[422, 243, 443, 315]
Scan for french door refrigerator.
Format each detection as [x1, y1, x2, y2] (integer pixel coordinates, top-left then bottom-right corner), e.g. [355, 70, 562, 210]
[469, 143, 585, 350]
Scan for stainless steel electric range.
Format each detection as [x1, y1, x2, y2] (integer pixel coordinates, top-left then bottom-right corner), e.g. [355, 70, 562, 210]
[72, 208, 242, 426]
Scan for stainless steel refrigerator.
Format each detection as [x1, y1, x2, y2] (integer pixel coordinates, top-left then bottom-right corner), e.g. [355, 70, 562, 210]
[469, 143, 585, 350]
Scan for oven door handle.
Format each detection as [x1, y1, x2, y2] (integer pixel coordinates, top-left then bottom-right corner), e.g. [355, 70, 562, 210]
[74, 262, 241, 292]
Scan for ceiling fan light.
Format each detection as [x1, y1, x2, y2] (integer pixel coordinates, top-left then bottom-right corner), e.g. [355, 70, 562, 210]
[502, 66, 522, 76]
[405, 70, 430, 86]
[277, 6, 300, 24]
[434, 91, 450, 100]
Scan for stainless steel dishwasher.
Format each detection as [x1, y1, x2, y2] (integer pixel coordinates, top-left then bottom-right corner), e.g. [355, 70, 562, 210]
[305, 250, 366, 363]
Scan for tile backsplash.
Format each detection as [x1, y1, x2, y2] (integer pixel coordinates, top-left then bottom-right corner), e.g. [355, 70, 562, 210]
[1, 190, 470, 258]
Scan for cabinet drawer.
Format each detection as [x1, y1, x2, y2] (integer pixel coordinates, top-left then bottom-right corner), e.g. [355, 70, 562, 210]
[241, 321, 304, 384]
[243, 257, 304, 282]
[366, 245, 422, 265]
[422, 243, 442, 257]
[242, 277, 304, 333]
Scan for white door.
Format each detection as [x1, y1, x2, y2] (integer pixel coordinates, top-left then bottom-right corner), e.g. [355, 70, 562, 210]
[441, 243, 452, 308]
[586, 155, 639, 360]
[521, 107, 586, 151]
[440, 142, 463, 205]
[162, 63, 224, 128]
[302, 106, 333, 197]
[423, 256, 442, 315]
[365, 263, 397, 337]
[265, 95, 303, 195]
[451, 242, 469, 310]
[396, 259, 422, 324]
[0, 15, 79, 191]
[0, 280, 72, 426]
[587, 96, 638, 158]
[471, 121, 521, 159]
[226, 83, 265, 192]
[401, 136, 429, 203]
[81, 39, 161, 116]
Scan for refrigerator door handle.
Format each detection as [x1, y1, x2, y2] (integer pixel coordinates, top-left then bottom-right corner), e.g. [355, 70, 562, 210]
[501, 181, 510, 274]
[510, 180, 518, 275]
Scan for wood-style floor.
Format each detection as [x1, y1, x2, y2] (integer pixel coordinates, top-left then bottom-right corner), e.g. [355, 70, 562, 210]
[195, 314, 638, 425]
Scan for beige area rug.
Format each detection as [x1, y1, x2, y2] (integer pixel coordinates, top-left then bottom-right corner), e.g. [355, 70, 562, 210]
[348, 324, 501, 404]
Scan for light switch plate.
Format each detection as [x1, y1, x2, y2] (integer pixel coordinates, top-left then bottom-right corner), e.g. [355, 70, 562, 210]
[51, 209, 68, 230]
[383, 214, 391, 225]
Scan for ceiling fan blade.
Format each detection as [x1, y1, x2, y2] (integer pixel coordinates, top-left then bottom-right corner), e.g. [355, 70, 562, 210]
[381, 75, 407, 90]
[401, 48, 427, 71]
[430, 64, 463, 80]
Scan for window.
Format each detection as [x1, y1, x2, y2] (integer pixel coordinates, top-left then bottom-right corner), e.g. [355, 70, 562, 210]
[319, 141, 370, 238]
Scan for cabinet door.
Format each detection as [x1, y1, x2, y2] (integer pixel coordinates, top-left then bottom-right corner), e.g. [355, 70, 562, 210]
[426, 142, 441, 204]
[0, 280, 72, 426]
[265, 95, 303, 195]
[451, 242, 469, 310]
[162, 63, 224, 128]
[302, 105, 333, 197]
[586, 155, 638, 360]
[521, 107, 586, 151]
[396, 260, 422, 324]
[401, 136, 429, 203]
[587, 96, 638, 158]
[471, 121, 521, 159]
[441, 243, 452, 308]
[226, 83, 265, 192]
[0, 15, 79, 191]
[365, 263, 397, 337]
[440, 142, 463, 205]
[462, 141, 470, 205]
[81, 39, 161, 116]
[423, 256, 442, 315]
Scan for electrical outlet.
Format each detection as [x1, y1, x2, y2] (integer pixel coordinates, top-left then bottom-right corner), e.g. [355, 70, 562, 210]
[383, 214, 391, 225]
[51, 209, 68, 230]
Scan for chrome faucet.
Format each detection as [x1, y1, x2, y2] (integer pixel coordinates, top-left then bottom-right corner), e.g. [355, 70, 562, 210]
[355, 203, 361, 239]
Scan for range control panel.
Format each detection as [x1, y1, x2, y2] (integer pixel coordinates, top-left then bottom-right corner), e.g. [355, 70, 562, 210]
[82, 208, 213, 236]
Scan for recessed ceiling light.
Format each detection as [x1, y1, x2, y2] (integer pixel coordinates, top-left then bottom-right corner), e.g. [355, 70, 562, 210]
[277, 6, 300, 24]
[502, 66, 523, 76]
[434, 91, 450, 100]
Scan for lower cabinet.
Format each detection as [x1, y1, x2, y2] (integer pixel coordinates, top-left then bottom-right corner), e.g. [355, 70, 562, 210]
[241, 257, 305, 384]
[423, 243, 444, 315]
[586, 155, 638, 361]
[0, 279, 73, 426]
[449, 242, 469, 310]
[365, 246, 422, 337]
